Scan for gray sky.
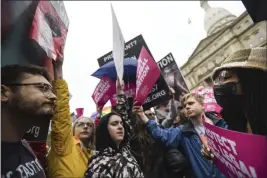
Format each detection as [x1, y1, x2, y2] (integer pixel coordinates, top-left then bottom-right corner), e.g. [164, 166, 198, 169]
[63, 1, 246, 116]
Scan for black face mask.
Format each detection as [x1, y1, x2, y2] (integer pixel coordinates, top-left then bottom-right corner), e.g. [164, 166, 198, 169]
[213, 82, 240, 108]
[213, 82, 247, 132]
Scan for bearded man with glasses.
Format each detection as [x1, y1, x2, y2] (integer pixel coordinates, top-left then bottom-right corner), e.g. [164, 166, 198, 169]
[1, 64, 57, 178]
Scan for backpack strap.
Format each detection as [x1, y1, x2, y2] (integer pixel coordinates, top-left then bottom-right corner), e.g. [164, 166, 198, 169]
[21, 139, 37, 158]
[21, 139, 46, 177]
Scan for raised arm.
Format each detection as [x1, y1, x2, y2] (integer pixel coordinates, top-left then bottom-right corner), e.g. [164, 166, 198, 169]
[113, 79, 133, 145]
[133, 105, 182, 148]
[50, 61, 73, 156]
[162, 98, 178, 128]
[146, 120, 182, 147]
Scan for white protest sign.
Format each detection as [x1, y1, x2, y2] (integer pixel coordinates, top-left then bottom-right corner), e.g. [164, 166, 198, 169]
[111, 4, 125, 81]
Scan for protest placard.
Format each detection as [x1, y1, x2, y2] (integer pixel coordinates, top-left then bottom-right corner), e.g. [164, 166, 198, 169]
[204, 123, 267, 178]
[97, 35, 172, 110]
[192, 87, 222, 114]
[23, 119, 51, 142]
[92, 75, 116, 109]
[111, 4, 125, 81]
[30, 1, 69, 60]
[157, 53, 189, 102]
[135, 46, 161, 106]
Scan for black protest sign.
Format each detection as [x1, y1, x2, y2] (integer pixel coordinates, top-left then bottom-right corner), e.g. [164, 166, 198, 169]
[1, 1, 44, 67]
[97, 35, 151, 67]
[241, 0, 267, 23]
[142, 76, 172, 110]
[157, 53, 189, 102]
[97, 34, 171, 110]
[23, 119, 51, 142]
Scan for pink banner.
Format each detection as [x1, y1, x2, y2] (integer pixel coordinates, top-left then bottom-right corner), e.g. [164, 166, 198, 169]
[110, 82, 136, 106]
[92, 75, 116, 109]
[204, 123, 267, 178]
[135, 46, 161, 106]
[192, 86, 222, 114]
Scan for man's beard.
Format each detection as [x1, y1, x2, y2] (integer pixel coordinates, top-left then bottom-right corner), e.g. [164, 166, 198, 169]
[8, 94, 53, 121]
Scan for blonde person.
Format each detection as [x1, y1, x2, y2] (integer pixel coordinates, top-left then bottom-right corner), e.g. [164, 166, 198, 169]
[47, 60, 95, 177]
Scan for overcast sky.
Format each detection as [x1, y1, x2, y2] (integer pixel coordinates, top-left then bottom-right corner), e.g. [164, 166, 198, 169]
[63, 1, 246, 116]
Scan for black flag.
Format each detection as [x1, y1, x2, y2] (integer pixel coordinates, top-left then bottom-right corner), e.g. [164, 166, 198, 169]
[241, 0, 267, 23]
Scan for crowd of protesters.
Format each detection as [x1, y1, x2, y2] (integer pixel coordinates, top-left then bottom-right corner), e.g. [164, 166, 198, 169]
[1, 46, 266, 178]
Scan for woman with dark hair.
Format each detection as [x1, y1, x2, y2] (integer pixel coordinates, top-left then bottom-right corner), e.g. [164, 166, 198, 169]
[84, 79, 143, 178]
[212, 47, 267, 135]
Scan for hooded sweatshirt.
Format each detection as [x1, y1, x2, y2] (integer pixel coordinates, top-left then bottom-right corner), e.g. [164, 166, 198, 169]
[84, 94, 143, 178]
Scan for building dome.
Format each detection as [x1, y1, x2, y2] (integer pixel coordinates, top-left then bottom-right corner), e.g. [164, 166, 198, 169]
[201, 0, 237, 36]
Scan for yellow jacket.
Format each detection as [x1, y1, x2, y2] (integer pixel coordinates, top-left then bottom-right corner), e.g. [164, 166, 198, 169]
[47, 80, 93, 178]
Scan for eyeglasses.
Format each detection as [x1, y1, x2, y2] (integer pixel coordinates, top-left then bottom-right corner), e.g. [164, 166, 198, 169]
[4, 82, 55, 97]
[213, 70, 234, 84]
[76, 122, 93, 128]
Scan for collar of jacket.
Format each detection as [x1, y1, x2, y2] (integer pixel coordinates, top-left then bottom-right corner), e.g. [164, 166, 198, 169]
[182, 120, 197, 136]
[182, 113, 225, 136]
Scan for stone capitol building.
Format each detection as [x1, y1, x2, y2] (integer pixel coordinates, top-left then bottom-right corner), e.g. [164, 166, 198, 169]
[181, 0, 267, 90]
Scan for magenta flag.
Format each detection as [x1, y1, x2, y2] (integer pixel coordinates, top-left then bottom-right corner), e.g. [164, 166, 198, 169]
[204, 123, 267, 178]
[75, 108, 84, 118]
[92, 75, 116, 109]
[134, 46, 160, 106]
[192, 87, 222, 114]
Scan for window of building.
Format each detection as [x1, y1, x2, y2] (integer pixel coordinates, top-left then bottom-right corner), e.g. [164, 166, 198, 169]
[256, 31, 264, 41]
[248, 38, 254, 47]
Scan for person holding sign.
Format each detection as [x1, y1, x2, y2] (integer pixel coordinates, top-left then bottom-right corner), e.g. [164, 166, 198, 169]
[1, 65, 56, 178]
[133, 93, 227, 178]
[212, 47, 267, 135]
[47, 60, 95, 178]
[84, 79, 144, 178]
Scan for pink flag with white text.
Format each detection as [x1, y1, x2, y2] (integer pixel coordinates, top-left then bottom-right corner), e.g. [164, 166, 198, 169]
[92, 75, 116, 109]
[134, 46, 160, 106]
[192, 86, 222, 114]
[204, 123, 267, 178]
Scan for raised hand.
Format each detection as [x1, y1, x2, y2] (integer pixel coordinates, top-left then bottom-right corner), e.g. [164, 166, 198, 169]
[168, 86, 175, 98]
[53, 59, 63, 79]
[116, 77, 124, 95]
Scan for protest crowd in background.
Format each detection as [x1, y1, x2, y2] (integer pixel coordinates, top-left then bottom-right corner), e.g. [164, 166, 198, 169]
[1, 1, 267, 178]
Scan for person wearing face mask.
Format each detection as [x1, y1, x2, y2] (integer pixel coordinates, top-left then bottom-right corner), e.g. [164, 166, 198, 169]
[84, 79, 143, 178]
[47, 61, 95, 178]
[212, 47, 267, 135]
